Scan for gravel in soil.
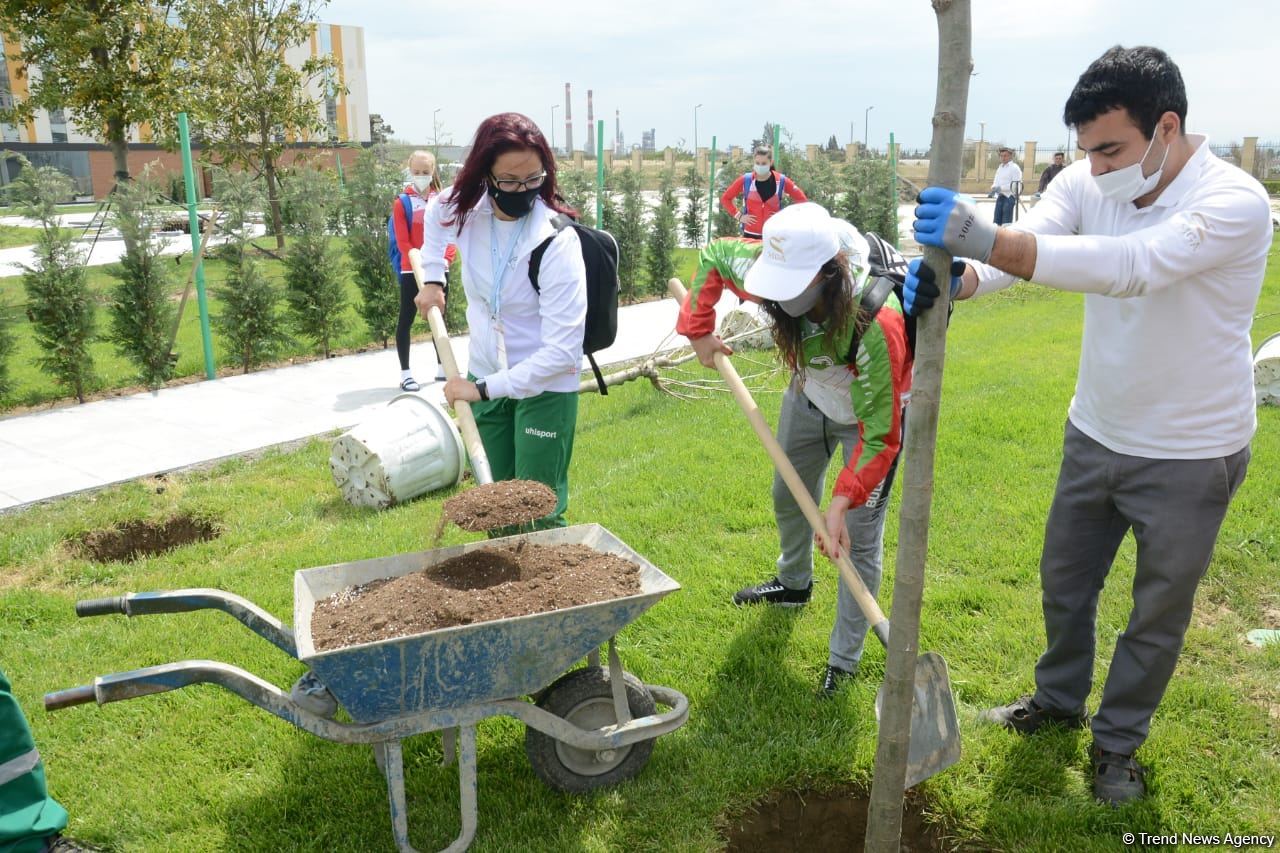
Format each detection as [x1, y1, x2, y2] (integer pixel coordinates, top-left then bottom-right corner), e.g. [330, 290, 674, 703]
[442, 479, 558, 531]
[310, 542, 641, 651]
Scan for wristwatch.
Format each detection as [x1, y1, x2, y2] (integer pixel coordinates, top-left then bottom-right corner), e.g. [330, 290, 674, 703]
[475, 379, 489, 401]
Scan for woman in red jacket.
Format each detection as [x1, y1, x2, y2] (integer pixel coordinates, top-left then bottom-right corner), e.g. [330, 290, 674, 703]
[719, 146, 807, 239]
[391, 150, 455, 391]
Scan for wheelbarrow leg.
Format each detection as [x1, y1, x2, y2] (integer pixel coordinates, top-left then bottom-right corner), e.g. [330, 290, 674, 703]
[441, 728, 457, 768]
[379, 728, 477, 853]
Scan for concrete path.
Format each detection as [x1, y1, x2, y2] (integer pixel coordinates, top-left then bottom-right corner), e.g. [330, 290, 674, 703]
[0, 294, 752, 512]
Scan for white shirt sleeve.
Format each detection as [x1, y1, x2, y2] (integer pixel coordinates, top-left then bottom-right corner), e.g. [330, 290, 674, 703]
[483, 228, 588, 399]
[971, 174, 1080, 296]
[420, 189, 453, 284]
[1031, 186, 1271, 296]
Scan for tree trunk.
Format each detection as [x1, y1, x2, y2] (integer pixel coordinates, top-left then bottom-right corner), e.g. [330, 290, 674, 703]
[264, 153, 285, 250]
[105, 114, 139, 259]
[864, 1, 971, 851]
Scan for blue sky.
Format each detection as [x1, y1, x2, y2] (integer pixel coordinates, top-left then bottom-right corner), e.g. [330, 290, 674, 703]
[325, 0, 1279, 153]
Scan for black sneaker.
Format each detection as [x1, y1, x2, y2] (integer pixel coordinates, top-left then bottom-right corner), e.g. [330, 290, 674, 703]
[817, 664, 856, 699]
[732, 577, 812, 607]
[979, 694, 1090, 734]
[1091, 743, 1147, 805]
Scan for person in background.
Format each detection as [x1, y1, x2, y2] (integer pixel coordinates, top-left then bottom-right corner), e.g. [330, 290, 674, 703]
[676, 203, 910, 697]
[1, 666, 88, 852]
[1037, 151, 1067, 196]
[391, 149, 456, 392]
[990, 146, 1023, 225]
[416, 113, 587, 528]
[720, 146, 808, 239]
[906, 44, 1270, 805]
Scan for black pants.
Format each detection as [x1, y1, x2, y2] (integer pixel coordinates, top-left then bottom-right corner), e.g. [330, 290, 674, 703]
[396, 272, 444, 371]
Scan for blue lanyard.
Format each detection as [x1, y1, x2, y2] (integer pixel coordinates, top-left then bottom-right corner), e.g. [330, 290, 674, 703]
[488, 213, 529, 316]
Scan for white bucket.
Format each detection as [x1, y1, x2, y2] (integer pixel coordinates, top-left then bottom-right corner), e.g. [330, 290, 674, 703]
[1255, 332, 1280, 407]
[330, 393, 465, 508]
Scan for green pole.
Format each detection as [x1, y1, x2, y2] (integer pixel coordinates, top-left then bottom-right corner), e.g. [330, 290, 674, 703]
[706, 135, 716, 245]
[178, 112, 216, 380]
[772, 124, 780, 165]
[889, 131, 899, 247]
[334, 146, 345, 186]
[596, 119, 604, 225]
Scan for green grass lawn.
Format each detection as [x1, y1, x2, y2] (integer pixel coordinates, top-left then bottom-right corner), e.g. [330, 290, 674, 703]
[0, 224, 43, 250]
[0, 245, 703, 410]
[1, 243, 1278, 851]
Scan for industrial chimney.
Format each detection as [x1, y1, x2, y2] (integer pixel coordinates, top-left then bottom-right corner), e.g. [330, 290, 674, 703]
[585, 89, 594, 156]
[564, 83, 573, 155]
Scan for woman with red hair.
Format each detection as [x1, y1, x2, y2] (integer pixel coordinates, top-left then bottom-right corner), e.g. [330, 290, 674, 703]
[416, 112, 587, 528]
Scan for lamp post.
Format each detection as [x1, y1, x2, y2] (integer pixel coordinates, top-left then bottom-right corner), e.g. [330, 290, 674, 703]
[864, 105, 874, 156]
[432, 108, 441, 157]
[551, 104, 559, 154]
[693, 103, 703, 161]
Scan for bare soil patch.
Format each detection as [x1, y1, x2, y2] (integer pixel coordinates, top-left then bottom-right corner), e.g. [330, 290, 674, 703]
[442, 479, 557, 531]
[722, 786, 956, 853]
[310, 542, 640, 651]
[70, 514, 219, 562]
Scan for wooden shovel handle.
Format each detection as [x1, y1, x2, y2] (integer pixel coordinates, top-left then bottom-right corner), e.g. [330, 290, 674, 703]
[668, 279, 889, 635]
[408, 248, 493, 485]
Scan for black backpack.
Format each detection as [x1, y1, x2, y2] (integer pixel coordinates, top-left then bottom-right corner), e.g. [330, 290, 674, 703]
[846, 231, 917, 363]
[529, 213, 621, 394]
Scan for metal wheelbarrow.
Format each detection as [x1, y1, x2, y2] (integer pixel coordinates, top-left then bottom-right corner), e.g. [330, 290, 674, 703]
[45, 524, 688, 853]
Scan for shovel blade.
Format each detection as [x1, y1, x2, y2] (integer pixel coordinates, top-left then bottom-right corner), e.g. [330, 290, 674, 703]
[874, 651, 962, 789]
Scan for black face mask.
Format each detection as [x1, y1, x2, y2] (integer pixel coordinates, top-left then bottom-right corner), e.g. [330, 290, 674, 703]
[487, 182, 540, 218]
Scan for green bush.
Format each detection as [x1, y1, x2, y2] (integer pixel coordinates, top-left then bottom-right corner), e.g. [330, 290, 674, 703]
[556, 168, 596, 228]
[1263, 180, 1280, 196]
[282, 168, 349, 357]
[680, 166, 704, 249]
[106, 176, 178, 388]
[839, 159, 898, 244]
[6, 159, 97, 402]
[644, 174, 679, 295]
[0, 298, 15, 402]
[344, 146, 404, 347]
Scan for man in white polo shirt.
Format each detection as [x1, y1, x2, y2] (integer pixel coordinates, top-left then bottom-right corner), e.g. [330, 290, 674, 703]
[904, 45, 1271, 805]
[990, 146, 1022, 225]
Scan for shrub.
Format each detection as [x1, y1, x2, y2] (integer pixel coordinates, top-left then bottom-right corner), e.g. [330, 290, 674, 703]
[282, 168, 348, 357]
[680, 166, 704, 249]
[0, 299, 15, 402]
[839, 159, 898, 244]
[556, 168, 596, 228]
[106, 175, 178, 388]
[5, 159, 97, 402]
[344, 146, 404, 347]
[645, 174, 679, 296]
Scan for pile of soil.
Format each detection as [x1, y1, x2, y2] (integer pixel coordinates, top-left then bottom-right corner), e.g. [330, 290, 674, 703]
[70, 514, 219, 562]
[310, 542, 641, 651]
[442, 479, 557, 531]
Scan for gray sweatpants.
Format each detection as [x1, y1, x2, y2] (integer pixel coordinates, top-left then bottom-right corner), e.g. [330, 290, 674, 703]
[1033, 420, 1250, 754]
[773, 385, 902, 671]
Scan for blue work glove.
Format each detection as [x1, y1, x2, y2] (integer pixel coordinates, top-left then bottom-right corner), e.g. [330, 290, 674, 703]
[902, 257, 966, 316]
[914, 187, 998, 262]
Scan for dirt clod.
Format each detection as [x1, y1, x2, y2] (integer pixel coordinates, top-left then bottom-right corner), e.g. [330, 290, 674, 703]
[70, 514, 219, 563]
[310, 542, 641, 651]
[442, 480, 557, 531]
[722, 787, 955, 853]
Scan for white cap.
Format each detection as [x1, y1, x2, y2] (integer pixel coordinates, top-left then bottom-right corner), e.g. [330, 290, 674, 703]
[743, 203, 841, 302]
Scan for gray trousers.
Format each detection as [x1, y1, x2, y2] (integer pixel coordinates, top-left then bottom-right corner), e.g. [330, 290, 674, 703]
[1033, 420, 1250, 754]
[773, 386, 901, 671]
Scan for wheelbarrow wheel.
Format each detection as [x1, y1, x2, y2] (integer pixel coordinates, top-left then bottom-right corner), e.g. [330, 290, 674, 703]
[525, 667, 657, 793]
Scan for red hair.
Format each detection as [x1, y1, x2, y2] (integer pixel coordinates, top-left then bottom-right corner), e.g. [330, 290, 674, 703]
[445, 112, 575, 233]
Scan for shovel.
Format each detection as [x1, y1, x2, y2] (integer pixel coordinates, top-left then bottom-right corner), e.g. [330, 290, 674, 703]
[668, 279, 960, 789]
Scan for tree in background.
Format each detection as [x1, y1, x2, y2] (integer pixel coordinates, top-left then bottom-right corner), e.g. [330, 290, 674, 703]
[839, 159, 899, 244]
[827, 134, 840, 152]
[106, 174, 178, 388]
[344, 146, 403, 347]
[281, 167, 348, 357]
[0, 1, 186, 196]
[680, 166, 704, 249]
[5, 160, 96, 402]
[644, 173, 679, 295]
[556, 168, 595, 228]
[181, 0, 339, 249]
[610, 168, 646, 302]
[213, 168, 290, 372]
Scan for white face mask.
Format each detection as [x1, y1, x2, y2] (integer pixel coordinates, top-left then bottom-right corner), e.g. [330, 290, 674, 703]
[1092, 127, 1169, 203]
[777, 282, 823, 318]
[753, 163, 772, 179]
[411, 174, 433, 193]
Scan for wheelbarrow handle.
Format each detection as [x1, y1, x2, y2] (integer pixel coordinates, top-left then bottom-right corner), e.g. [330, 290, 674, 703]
[44, 685, 96, 710]
[408, 247, 494, 485]
[72, 589, 297, 657]
[669, 278, 891, 647]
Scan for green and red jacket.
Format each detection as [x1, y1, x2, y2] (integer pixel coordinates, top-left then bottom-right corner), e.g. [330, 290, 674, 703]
[676, 236, 911, 507]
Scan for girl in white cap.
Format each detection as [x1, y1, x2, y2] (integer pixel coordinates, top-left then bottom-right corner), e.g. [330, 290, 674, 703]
[679, 202, 912, 696]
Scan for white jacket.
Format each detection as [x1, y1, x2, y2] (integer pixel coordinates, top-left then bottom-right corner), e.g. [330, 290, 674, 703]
[421, 190, 587, 398]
